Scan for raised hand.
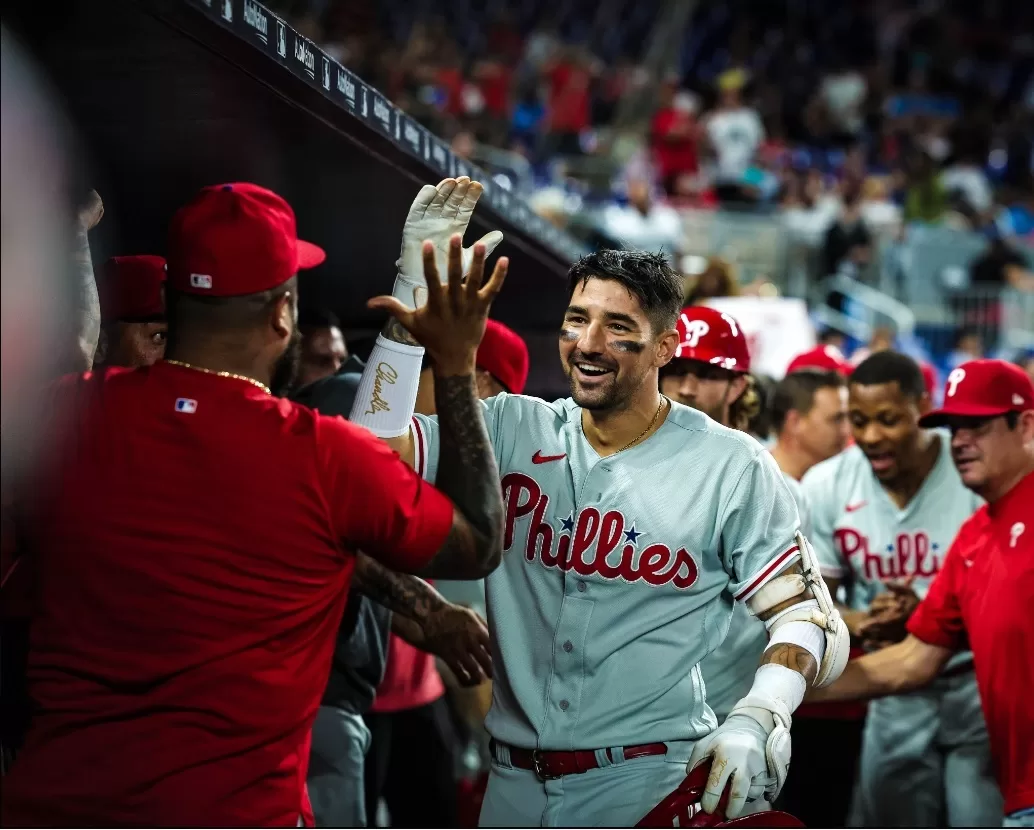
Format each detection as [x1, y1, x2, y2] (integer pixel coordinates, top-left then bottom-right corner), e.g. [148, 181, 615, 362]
[395, 177, 503, 310]
[370, 234, 509, 374]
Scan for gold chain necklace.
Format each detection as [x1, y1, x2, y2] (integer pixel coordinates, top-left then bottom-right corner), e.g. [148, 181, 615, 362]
[618, 395, 668, 453]
[164, 359, 271, 394]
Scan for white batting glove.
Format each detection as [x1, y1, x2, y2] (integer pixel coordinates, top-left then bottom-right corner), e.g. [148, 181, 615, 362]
[687, 714, 780, 819]
[394, 176, 504, 309]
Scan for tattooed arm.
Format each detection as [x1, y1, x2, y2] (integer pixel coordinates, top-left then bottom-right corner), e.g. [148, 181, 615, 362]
[354, 553, 493, 684]
[417, 367, 503, 579]
[71, 191, 104, 372]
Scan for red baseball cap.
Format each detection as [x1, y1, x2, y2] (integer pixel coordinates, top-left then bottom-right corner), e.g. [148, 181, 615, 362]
[673, 306, 751, 373]
[919, 359, 1034, 427]
[786, 345, 849, 376]
[99, 255, 167, 323]
[477, 319, 529, 394]
[167, 183, 325, 297]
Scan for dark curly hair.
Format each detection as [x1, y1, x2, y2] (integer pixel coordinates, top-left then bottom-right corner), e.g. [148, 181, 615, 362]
[567, 249, 683, 333]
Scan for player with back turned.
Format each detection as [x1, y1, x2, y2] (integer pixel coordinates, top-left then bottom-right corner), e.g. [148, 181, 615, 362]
[800, 350, 1002, 826]
[0, 183, 508, 826]
[349, 177, 850, 826]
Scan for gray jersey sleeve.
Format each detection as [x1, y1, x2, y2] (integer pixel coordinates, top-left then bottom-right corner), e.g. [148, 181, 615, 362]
[720, 449, 803, 602]
[781, 472, 812, 539]
[799, 455, 845, 579]
[411, 392, 511, 484]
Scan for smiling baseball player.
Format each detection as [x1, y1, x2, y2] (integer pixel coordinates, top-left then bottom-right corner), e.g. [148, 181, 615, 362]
[347, 177, 849, 826]
[801, 350, 1002, 826]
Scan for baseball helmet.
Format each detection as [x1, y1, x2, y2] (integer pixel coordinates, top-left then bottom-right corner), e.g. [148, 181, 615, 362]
[673, 306, 751, 373]
[636, 761, 804, 828]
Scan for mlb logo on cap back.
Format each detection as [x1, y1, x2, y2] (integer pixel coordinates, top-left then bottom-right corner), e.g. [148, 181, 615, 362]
[175, 398, 198, 414]
[167, 182, 325, 297]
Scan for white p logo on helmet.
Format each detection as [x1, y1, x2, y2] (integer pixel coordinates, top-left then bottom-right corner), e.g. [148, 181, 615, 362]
[682, 319, 710, 348]
[946, 368, 966, 397]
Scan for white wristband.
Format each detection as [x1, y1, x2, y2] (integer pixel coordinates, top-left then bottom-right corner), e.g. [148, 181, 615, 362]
[349, 335, 425, 438]
[734, 663, 807, 730]
[769, 619, 826, 667]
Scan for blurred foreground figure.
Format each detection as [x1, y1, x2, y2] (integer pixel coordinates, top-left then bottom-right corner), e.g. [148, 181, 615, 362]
[0, 27, 76, 493]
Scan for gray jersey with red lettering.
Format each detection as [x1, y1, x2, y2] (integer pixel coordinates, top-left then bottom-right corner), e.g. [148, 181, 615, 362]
[413, 393, 802, 751]
[801, 433, 981, 607]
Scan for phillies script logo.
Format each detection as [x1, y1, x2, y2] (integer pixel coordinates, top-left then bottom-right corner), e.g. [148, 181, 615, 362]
[834, 528, 940, 580]
[364, 363, 397, 415]
[502, 473, 699, 588]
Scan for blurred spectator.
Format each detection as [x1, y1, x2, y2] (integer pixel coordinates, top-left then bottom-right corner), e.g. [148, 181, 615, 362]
[704, 69, 765, 202]
[685, 256, 739, 305]
[903, 149, 949, 224]
[544, 46, 593, 156]
[942, 147, 994, 219]
[947, 326, 986, 371]
[822, 181, 874, 278]
[651, 81, 701, 196]
[296, 309, 347, 389]
[817, 56, 868, 145]
[969, 228, 1034, 292]
[598, 178, 683, 260]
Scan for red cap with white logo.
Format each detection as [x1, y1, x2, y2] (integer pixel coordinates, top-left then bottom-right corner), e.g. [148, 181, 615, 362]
[167, 183, 325, 297]
[673, 306, 751, 373]
[918, 359, 1034, 427]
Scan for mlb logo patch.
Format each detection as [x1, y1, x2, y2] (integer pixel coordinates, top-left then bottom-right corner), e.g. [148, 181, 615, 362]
[190, 273, 213, 290]
[175, 398, 198, 414]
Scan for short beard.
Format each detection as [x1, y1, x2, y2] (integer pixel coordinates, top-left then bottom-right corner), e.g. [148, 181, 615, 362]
[271, 327, 302, 397]
[568, 367, 643, 412]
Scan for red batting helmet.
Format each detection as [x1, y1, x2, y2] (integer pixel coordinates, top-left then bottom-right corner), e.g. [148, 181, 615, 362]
[674, 306, 751, 373]
[636, 762, 804, 828]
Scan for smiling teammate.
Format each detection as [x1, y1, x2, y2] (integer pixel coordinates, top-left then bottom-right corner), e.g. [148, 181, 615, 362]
[800, 351, 1001, 826]
[348, 177, 848, 826]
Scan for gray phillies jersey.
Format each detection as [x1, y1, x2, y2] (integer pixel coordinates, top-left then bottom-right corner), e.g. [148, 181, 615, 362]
[699, 472, 812, 720]
[413, 393, 802, 751]
[801, 433, 982, 609]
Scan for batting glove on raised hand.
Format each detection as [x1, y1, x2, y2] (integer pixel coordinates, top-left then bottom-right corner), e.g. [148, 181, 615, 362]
[686, 713, 780, 819]
[394, 176, 503, 309]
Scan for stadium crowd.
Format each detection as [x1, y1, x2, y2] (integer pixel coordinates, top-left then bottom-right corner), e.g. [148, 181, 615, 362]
[269, 0, 1034, 399]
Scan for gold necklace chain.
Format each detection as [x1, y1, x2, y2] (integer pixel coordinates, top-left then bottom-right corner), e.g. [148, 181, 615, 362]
[164, 359, 271, 394]
[618, 395, 668, 453]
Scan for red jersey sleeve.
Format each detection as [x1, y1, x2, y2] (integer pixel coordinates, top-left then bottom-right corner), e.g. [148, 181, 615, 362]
[316, 415, 453, 572]
[906, 530, 968, 650]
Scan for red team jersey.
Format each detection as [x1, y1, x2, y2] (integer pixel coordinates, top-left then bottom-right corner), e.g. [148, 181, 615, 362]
[2, 363, 453, 826]
[907, 470, 1034, 814]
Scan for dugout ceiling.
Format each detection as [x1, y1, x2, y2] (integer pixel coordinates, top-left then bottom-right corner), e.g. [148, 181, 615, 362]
[3, 0, 583, 395]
